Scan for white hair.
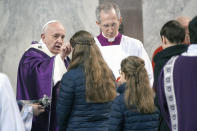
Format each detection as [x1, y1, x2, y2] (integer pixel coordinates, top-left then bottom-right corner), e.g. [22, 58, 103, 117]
[42, 20, 60, 33]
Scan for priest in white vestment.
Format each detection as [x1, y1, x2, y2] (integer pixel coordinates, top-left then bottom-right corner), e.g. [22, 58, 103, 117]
[95, 2, 153, 86]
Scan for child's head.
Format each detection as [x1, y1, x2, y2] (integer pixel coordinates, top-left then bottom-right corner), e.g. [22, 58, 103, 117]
[120, 56, 148, 84]
[121, 56, 155, 113]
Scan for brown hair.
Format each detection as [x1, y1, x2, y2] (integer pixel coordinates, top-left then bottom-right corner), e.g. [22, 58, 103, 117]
[69, 30, 116, 103]
[160, 20, 185, 44]
[121, 56, 156, 113]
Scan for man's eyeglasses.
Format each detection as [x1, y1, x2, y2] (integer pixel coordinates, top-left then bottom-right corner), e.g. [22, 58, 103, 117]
[101, 23, 118, 30]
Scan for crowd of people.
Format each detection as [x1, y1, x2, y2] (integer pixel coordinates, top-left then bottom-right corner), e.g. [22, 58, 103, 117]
[1, 2, 197, 131]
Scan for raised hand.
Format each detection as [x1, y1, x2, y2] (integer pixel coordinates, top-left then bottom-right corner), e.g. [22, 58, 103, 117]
[60, 42, 71, 60]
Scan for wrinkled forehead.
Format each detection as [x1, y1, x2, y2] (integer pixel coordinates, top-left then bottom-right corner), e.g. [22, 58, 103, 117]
[99, 10, 119, 24]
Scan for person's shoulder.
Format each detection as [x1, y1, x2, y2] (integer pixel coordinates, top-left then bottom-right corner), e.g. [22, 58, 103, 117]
[27, 43, 45, 52]
[94, 37, 100, 46]
[94, 36, 98, 41]
[113, 93, 124, 104]
[23, 44, 42, 55]
[0, 73, 8, 79]
[152, 46, 163, 57]
[61, 66, 84, 86]
[0, 73, 11, 90]
[121, 35, 143, 47]
[153, 49, 164, 62]
[63, 66, 83, 79]
[112, 94, 126, 111]
[122, 35, 142, 43]
[21, 43, 49, 59]
[116, 83, 126, 94]
[0, 73, 9, 85]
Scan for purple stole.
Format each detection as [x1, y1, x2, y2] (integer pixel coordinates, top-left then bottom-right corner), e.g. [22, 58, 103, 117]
[163, 56, 179, 131]
[97, 33, 122, 46]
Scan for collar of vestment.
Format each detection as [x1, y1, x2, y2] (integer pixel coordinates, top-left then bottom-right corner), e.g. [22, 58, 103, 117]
[27, 41, 55, 57]
[97, 32, 122, 46]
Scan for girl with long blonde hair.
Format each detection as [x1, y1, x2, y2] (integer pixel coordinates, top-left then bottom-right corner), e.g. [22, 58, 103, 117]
[56, 30, 116, 131]
[109, 56, 159, 131]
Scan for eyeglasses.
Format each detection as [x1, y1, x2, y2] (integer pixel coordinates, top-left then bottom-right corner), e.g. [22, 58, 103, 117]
[101, 22, 118, 30]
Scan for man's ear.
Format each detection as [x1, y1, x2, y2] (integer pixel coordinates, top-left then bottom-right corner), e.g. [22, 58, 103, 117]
[161, 36, 166, 44]
[161, 36, 171, 49]
[41, 34, 45, 41]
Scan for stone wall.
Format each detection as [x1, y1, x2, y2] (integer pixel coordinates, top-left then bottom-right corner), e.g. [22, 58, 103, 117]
[143, 0, 197, 59]
[0, 0, 196, 90]
[0, 0, 99, 90]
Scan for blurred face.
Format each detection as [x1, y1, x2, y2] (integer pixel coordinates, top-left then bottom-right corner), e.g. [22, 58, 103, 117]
[97, 8, 122, 38]
[41, 22, 65, 54]
[176, 17, 191, 44]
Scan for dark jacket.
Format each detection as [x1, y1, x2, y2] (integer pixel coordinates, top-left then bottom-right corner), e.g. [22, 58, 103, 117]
[109, 84, 159, 131]
[153, 44, 188, 84]
[153, 44, 188, 131]
[56, 66, 112, 131]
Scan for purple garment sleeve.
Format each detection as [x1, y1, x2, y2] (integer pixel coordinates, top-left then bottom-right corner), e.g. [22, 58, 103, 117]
[16, 47, 63, 131]
[17, 48, 54, 100]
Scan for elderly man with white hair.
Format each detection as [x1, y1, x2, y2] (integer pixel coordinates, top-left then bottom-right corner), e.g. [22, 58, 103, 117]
[16, 20, 71, 131]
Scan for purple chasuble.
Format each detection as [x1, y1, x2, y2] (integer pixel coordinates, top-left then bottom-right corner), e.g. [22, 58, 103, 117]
[17, 46, 69, 131]
[157, 55, 197, 131]
[97, 33, 122, 46]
